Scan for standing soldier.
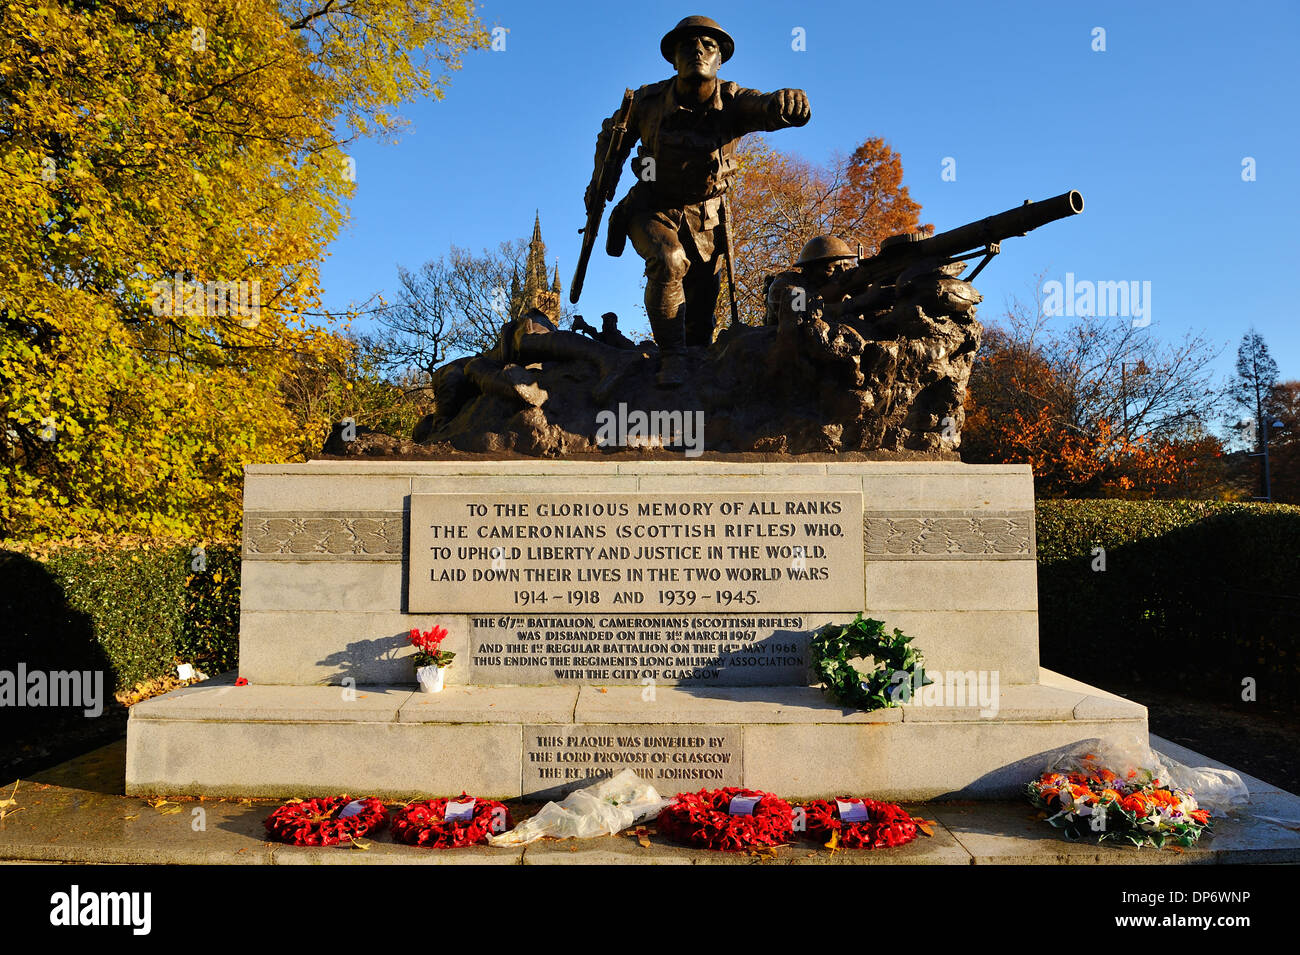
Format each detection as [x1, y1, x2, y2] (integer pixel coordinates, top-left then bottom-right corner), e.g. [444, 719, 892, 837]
[583, 16, 810, 385]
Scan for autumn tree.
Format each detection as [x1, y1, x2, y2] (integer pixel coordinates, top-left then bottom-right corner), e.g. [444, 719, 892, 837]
[0, 0, 487, 539]
[280, 334, 435, 459]
[962, 282, 1228, 497]
[722, 136, 925, 326]
[1225, 330, 1284, 497]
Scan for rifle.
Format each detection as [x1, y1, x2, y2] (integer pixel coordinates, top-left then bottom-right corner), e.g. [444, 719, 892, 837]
[570, 88, 634, 304]
[822, 190, 1085, 308]
[716, 143, 740, 328]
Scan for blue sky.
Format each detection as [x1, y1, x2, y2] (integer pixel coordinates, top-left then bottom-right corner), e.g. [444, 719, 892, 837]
[320, 0, 1300, 391]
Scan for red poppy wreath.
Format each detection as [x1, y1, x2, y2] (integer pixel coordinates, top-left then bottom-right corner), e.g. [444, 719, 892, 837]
[264, 794, 387, 846]
[391, 794, 513, 848]
[658, 788, 794, 851]
[801, 797, 918, 848]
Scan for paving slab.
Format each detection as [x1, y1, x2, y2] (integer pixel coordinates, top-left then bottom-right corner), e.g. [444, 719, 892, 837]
[5, 735, 1298, 864]
[928, 801, 1212, 865]
[1151, 733, 1285, 797]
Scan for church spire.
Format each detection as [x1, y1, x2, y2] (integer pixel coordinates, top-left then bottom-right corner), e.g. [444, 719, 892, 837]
[510, 212, 561, 320]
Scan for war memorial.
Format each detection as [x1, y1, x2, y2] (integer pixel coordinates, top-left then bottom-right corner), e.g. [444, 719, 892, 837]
[122, 16, 1161, 810]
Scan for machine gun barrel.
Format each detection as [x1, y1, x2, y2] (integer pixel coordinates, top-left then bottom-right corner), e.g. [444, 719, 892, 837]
[827, 190, 1084, 296]
[917, 189, 1083, 261]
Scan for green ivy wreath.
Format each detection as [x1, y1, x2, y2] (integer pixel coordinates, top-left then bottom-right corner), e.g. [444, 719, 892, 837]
[810, 614, 932, 711]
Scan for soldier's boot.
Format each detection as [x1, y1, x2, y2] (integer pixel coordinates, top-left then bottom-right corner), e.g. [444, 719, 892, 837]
[647, 280, 688, 388]
[650, 313, 688, 387]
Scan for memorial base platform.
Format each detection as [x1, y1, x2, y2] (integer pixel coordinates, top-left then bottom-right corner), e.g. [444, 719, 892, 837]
[127, 459, 1148, 801]
[126, 669, 1146, 801]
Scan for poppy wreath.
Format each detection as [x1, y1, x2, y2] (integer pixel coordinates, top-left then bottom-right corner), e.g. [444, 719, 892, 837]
[390, 794, 514, 849]
[801, 797, 919, 849]
[264, 794, 387, 846]
[657, 788, 794, 851]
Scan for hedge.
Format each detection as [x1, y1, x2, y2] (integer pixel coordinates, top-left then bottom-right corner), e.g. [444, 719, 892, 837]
[0, 540, 241, 700]
[1035, 500, 1300, 703]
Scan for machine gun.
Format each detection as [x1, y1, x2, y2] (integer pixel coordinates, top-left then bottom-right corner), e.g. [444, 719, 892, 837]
[821, 190, 1085, 310]
[570, 88, 635, 304]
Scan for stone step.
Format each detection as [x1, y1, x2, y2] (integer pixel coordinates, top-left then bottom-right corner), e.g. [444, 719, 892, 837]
[127, 670, 1147, 802]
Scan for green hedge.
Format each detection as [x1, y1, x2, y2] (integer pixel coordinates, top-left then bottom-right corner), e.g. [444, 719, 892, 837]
[1035, 500, 1300, 703]
[0, 542, 241, 697]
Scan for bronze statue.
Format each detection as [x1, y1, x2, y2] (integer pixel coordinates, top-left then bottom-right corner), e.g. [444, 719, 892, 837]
[820, 190, 1086, 321]
[574, 312, 637, 350]
[576, 15, 810, 386]
[764, 235, 858, 329]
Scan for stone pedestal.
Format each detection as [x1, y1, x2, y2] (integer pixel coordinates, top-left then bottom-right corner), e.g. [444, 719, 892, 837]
[126, 460, 1147, 800]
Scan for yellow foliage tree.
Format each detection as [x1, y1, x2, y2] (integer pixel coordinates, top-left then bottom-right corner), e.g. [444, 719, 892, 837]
[0, 0, 487, 540]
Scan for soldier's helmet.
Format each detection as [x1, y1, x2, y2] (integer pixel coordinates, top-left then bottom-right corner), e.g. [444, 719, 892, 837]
[660, 16, 735, 64]
[795, 235, 856, 267]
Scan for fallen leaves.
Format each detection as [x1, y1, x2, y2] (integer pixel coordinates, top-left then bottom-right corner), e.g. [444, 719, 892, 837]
[0, 781, 22, 820]
[116, 673, 193, 707]
[146, 796, 182, 815]
[824, 828, 840, 854]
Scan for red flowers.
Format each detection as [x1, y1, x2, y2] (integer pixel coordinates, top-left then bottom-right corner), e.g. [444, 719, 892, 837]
[234, 677, 248, 686]
[802, 797, 919, 849]
[264, 795, 387, 846]
[658, 789, 921, 852]
[658, 788, 794, 851]
[409, 625, 455, 668]
[391, 794, 513, 849]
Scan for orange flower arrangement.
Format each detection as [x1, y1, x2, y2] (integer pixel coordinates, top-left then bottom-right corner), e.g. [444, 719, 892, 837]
[1027, 756, 1212, 849]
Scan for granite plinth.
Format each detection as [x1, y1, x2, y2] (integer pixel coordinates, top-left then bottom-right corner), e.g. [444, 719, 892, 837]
[125, 460, 1144, 801]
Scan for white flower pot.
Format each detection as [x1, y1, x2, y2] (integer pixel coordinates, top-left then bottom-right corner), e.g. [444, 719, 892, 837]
[416, 665, 446, 693]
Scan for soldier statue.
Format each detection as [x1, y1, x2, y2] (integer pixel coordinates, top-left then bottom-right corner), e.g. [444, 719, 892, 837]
[581, 15, 811, 386]
[764, 235, 858, 329]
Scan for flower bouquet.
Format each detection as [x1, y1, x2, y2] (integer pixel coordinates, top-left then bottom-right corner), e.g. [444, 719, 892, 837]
[1027, 751, 1212, 849]
[409, 624, 455, 692]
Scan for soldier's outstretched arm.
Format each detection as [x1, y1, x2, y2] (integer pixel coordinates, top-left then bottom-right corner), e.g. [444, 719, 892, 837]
[729, 84, 811, 135]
